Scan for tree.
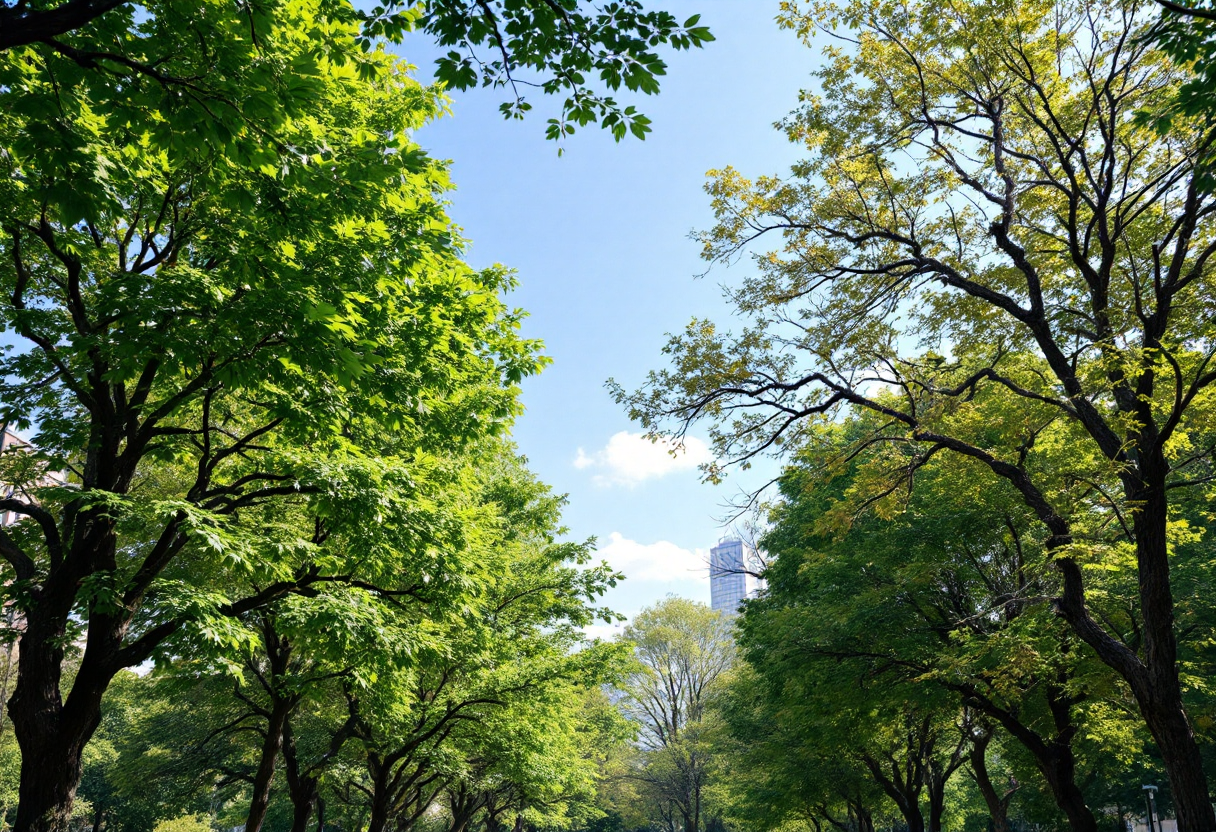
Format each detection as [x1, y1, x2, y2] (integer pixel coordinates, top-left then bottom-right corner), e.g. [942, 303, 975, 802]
[321, 448, 625, 832]
[0, 5, 548, 827]
[616, 598, 734, 832]
[739, 429, 1167, 832]
[1144, 0, 1216, 177]
[0, 0, 712, 147]
[715, 664, 894, 832]
[616, 1, 1216, 827]
[75, 444, 621, 832]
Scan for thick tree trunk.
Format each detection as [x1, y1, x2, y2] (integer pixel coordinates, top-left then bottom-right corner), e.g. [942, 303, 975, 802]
[284, 744, 318, 832]
[289, 790, 317, 832]
[445, 785, 480, 832]
[1050, 455, 1216, 832]
[11, 747, 81, 832]
[1131, 481, 1214, 832]
[282, 701, 353, 832]
[366, 801, 389, 832]
[1141, 694, 1213, 832]
[925, 745, 964, 832]
[850, 802, 874, 832]
[364, 760, 392, 832]
[1037, 754, 1097, 832]
[860, 754, 925, 832]
[927, 784, 945, 832]
[246, 699, 293, 832]
[10, 602, 114, 832]
[901, 805, 925, 832]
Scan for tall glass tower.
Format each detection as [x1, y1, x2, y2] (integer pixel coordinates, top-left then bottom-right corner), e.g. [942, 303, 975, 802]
[710, 536, 758, 614]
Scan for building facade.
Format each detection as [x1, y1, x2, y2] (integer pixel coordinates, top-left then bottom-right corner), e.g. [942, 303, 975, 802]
[0, 424, 66, 526]
[710, 536, 760, 615]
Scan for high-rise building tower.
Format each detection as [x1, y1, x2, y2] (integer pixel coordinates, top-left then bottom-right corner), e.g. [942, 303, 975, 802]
[710, 536, 759, 614]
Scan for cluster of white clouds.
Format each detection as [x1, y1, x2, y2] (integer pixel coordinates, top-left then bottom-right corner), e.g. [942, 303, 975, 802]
[573, 430, 712, 487]
[571, 432, 717, 639]
[580, 532, 712, 640]
[595, 532, 710, 584]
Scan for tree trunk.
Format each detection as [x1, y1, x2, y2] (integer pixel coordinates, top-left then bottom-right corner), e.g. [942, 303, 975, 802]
[282, 700, 355, 832]
[364, 759, 392, 832]
[1052, 456, 1216, 832]
[968, 730, 1013, 832]
[290, 792, 317, 832]
[445, 785, 480, 832]
[1132, 479, 1214, 832]
[10, 603, 113, 832]
[245, 699, 293, 832]
[366, 800, 389, 832]
[850, 801, 874, 832]
[1143, 704, 1213, 832]
[927, 784, 945, 832]
[693, 772, 702, 832]
[860, 754, 925, 832]
[962, 683, 1096, 832]
[925, 740, 964, 832]
[285, 763, 317, 832]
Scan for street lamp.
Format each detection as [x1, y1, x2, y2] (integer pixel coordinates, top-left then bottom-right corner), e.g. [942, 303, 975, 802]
[1143, 785, 1159, 832]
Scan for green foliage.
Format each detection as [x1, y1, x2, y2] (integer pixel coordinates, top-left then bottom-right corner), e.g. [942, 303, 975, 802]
[417, 1, 713, 142]
[613, 597, 735, 832]
[711, 422, 1183, 832]
[151, 816, 212, 832]
[103, 443, 630, 832]
[615, 0, 1216, 824]
[1143, 1, 1216, 187]
[0, 0, 711, 149]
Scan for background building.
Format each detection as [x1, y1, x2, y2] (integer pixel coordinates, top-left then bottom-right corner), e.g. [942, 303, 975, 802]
[710, 536, 761, 614]
[0, 424, 66, 526]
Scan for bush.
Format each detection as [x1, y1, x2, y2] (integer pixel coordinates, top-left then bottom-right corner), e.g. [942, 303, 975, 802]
[152, 815, 212, 832]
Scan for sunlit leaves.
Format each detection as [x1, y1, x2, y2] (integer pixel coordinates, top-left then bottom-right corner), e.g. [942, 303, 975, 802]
[417, 0, 712, 143]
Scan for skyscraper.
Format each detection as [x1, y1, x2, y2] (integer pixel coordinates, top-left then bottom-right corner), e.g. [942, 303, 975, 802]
[710, 536, 759, 614]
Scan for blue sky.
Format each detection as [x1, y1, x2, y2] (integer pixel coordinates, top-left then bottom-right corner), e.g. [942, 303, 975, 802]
[398, 2, 815, 632]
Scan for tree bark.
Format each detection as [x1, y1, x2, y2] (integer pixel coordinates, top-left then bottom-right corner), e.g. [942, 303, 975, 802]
[850, 800, 874, 832]
[445, 784, 481, 832]
[289, 789, 317, 832]
[860, 754, 925, 832]
[246, 697, 292, 832]
[968, 728, 1014, 832]
[364, 757, 392, 832]
[10, 596, 115, 832]
[927, 783, 946, 832]
[1129, 478, 1214, 832]
[962, 684, 1097, 832]
[284, 729, 319, 832]
[925, 731, 965, 832]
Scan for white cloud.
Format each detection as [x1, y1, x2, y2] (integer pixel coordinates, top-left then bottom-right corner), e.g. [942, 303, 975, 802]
[573, 431, 713, 486]
[582, 621, 628, 642]
[595, 532, 710, 584]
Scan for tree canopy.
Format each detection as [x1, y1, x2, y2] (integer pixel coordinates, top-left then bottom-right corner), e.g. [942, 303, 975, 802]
[616, 1, 1216, 828]
[0, 0, 713, 147]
